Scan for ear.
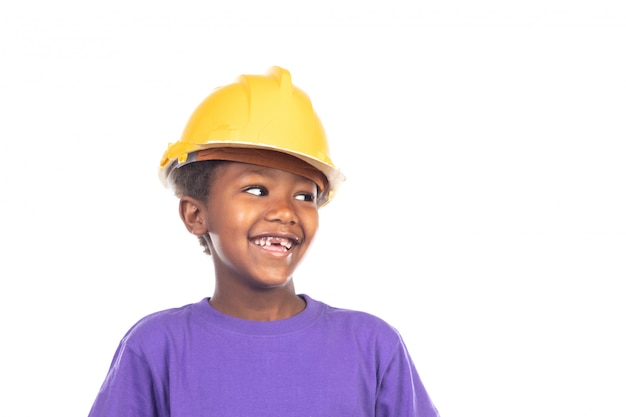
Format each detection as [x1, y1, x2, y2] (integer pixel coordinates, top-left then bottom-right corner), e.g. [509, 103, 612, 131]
[179, 196, 209, 236]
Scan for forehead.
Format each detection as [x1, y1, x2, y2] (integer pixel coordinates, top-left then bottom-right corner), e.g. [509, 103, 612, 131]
[216, 161, 317, 186]
[194, 147, 327, 195]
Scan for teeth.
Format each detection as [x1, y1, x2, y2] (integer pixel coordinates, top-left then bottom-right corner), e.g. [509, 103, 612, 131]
[254, 237, 293, 250]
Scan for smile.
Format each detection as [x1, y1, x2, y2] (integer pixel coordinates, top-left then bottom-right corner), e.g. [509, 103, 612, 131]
[253, 236, 295, 251]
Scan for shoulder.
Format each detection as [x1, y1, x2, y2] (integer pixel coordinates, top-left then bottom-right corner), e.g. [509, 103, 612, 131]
[119, 299, 206, 350]
[309, 295, 396, 326]
[305, 295, 404, 346]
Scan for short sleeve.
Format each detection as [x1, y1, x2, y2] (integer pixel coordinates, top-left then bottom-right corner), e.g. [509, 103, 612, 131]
[88, 338, 167, 417]
[375, 334, 440, 417]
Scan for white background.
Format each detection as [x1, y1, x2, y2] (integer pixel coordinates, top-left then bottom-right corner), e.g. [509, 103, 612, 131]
[1, 1, 625, 416]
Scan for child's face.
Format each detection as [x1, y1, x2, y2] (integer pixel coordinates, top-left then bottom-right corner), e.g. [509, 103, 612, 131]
[203, 161, 320, 289]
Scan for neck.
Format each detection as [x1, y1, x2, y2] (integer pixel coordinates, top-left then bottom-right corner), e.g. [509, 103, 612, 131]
[209, 285, 305, 321]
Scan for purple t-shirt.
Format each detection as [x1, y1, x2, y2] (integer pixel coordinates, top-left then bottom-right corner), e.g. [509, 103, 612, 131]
[88, 294, 439, 417]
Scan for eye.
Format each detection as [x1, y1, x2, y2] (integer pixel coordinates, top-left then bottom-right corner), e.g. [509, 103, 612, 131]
[295, 192, 316, 203]
[244, 186, 267, 196]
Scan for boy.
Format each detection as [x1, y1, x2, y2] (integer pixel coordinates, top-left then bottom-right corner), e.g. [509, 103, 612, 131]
[88, 66, 440, 416]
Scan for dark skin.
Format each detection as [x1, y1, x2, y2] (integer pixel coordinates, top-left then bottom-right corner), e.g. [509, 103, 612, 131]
[179, 161, 320, 322]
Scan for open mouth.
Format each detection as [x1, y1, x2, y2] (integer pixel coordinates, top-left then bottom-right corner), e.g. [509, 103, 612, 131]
[253, 236, 296, 252]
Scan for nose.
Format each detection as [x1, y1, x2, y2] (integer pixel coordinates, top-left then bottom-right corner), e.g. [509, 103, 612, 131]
[265, 195, 297, 225]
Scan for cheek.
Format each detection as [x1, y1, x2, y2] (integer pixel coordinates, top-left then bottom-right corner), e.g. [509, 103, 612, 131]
[230, 206, 257, 229]
[206, 199, 249, 232]
[303, 209, 320, 237]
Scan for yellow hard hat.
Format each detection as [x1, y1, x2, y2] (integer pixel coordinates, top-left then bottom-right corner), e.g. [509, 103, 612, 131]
[159, 66, 345, 205]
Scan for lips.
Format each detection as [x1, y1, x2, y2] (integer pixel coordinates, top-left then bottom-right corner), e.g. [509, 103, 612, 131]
[252, 236, 297, 252]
